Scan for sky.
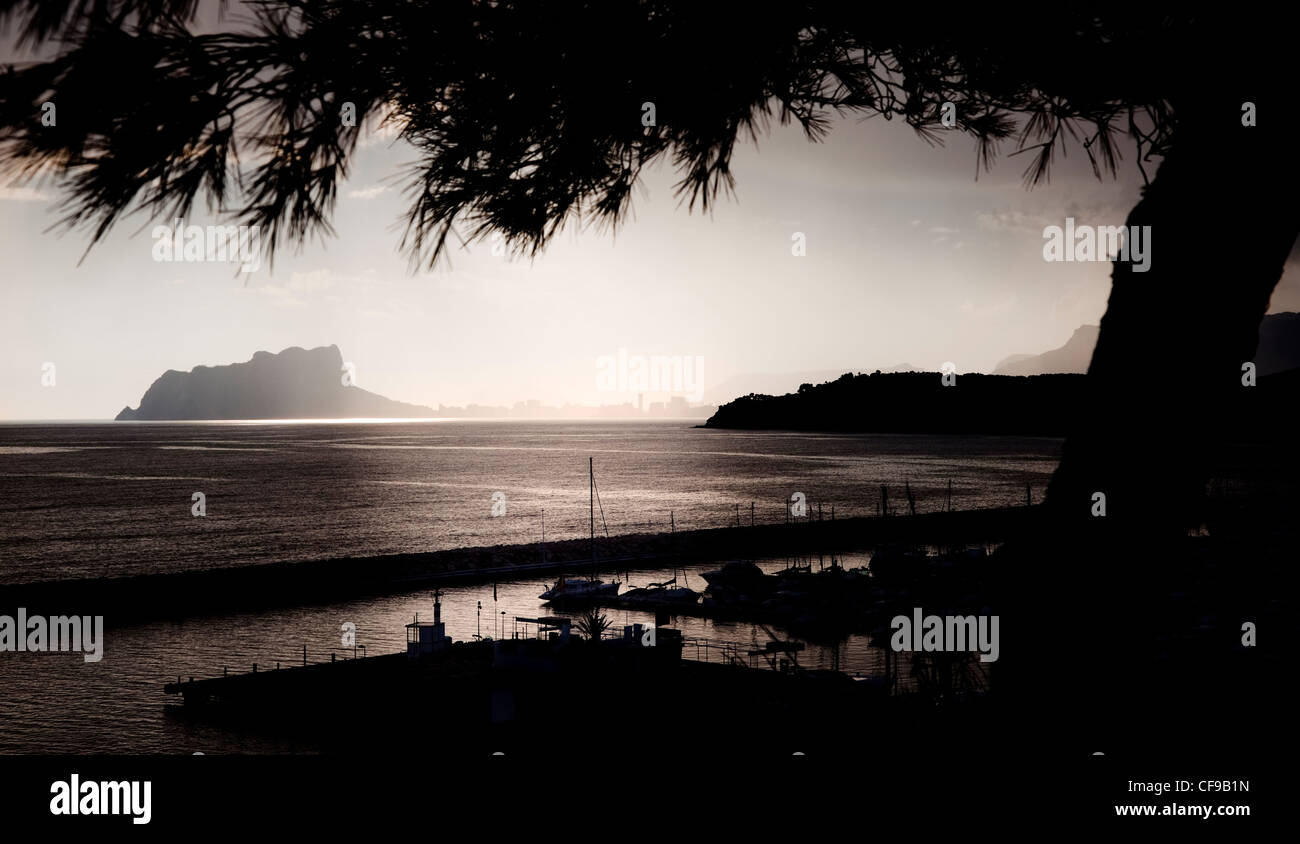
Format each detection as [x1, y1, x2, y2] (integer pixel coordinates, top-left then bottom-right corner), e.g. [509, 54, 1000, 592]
[3, 15, 1299, 420]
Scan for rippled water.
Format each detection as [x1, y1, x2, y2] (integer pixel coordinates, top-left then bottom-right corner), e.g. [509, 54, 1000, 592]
[0, 420, 1060, 583]
[0, 421, 1060, 753]
[0, 556, 911, 753]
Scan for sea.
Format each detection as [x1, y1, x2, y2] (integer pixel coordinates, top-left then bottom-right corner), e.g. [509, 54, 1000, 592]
[0, 420, 1062, 752]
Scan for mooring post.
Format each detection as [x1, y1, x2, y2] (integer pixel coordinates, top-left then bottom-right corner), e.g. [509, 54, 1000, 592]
[252, 663, 257, 673]
[303, 644, 307, 666]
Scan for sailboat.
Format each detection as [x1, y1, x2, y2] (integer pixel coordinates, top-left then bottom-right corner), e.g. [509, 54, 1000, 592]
[539, 458, 621, 603]
[619, 514, 699, 606]
[619, 569, 700, 607]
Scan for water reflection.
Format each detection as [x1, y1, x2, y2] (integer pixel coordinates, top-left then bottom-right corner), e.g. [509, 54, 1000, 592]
[1, 553, 914, 753]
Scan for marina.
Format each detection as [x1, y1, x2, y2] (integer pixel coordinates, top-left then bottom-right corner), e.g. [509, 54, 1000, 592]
[156, 447, 1005, 752]
[0, 453, 1016, 753]
[1, 2, 1294, 818]
[161, 587, 988, 753]
[0, 432, 1048, 754]
[0, 504, 1031, 623]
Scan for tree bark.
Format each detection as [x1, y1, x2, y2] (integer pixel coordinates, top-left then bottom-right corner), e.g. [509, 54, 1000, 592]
[1044, 103, 1300, 541]
[999, 80, 1300, 752]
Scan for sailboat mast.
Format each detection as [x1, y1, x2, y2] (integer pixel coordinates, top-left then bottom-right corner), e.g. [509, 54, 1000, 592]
[590, 457, 596, 579]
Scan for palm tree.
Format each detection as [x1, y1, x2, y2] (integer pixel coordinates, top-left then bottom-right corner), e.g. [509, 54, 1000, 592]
[574, 607, 613, 643]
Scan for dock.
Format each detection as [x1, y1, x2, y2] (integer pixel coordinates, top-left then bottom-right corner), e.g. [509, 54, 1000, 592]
[160, 586, 928, 753]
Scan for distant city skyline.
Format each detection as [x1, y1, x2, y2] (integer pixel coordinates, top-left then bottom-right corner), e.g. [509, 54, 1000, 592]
[428, 393, 711, 420]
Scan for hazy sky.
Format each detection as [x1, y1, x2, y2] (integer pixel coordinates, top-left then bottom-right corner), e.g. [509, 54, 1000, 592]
[3, 21, 1299, 419]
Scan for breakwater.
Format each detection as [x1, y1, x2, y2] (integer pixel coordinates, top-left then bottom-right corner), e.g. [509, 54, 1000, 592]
[0, 506, 1035, 622]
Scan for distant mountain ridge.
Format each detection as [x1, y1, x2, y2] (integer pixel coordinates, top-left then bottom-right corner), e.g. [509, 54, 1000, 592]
[992, 326, 1099, 375]
[993, 312, 1300, 376]
[115, 345, 436, 420]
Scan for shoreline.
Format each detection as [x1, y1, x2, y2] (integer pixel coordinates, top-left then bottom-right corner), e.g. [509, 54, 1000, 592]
[0, 506, 1036, 623]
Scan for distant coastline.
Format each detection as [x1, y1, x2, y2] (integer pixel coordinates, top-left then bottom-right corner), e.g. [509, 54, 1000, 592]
[703, 367, 1300, 435]
[112, 344, 715, 422]
[703, 371, 1086, 435]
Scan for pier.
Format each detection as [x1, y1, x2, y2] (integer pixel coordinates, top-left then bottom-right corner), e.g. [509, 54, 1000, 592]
[160, 580, 930, 753]
[160, 576, 997, 759]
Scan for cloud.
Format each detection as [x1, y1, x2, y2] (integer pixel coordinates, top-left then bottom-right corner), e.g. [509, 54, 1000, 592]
[251, 267, 386, 309]
[347, 185, 390, 200]
[975, 209, 1055, 234]
[252, 283, 308, 310]
[0, 186, 48, 201]
[356, 105, 409, 149]
[959, 295, 1019, 319]
[287, 269, 338, 293]
[977, 200, 1134, 236]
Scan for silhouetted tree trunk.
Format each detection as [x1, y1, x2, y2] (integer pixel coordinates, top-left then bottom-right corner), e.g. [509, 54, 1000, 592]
[1045, 92, 1300, 543]
[1002, 81, 1300, 753]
